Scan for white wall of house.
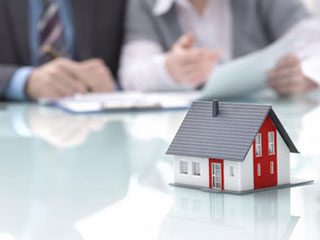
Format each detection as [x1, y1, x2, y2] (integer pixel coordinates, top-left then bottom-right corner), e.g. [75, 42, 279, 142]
[174, 131, 291, 190]
[223, 160, 241, 192]
[276, 131, 291, 185]
[174, 155, 209, 188]
[239, 145, 254, 191]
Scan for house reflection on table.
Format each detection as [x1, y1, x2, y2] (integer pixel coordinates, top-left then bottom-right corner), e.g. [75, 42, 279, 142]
[159, 188, 299, 240]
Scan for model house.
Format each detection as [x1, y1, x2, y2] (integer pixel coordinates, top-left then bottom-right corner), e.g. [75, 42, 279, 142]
[167, 100, 307, 194]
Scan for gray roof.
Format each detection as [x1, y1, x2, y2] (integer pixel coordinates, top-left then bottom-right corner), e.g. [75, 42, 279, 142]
[167, 101, 299, 162]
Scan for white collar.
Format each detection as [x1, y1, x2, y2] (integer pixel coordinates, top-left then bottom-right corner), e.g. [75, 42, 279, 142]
[153, 0, 192, 16]
[153, 0, 175, 16]
[153, 0, 213, 16]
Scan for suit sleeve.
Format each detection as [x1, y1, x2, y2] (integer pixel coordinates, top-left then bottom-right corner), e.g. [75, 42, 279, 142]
[260, 0, 311, 40]
[124, 0, 161, 44]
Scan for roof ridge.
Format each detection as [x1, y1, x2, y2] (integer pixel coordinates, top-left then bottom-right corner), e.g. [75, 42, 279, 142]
[192, 100, 272, 108]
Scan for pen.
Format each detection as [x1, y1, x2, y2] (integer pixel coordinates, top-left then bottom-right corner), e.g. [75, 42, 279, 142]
[42, 44, 62, 59]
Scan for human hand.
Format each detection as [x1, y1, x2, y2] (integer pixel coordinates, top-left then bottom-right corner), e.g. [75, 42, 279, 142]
[26, 58, 88, 100]
[267, 54, 318, 97]
[26, 58, 116, 100]
[79, 59, 115, 93]
[166, 34, 221, 87]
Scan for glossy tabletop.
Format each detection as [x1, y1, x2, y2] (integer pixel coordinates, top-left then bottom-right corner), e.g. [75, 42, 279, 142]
[0, 91, 319, 240]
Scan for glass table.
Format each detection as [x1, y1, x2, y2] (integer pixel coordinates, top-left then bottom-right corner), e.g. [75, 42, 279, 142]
[0, 91, 319, 240]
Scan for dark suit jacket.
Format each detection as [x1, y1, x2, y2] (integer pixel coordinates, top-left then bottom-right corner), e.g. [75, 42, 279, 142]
[0, 0, 126, 96]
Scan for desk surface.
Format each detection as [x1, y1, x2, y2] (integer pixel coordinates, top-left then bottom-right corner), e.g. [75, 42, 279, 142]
[0, 92, 319, 240]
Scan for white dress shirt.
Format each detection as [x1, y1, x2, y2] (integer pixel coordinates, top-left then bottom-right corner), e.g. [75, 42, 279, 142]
[119, 0, 232, 91]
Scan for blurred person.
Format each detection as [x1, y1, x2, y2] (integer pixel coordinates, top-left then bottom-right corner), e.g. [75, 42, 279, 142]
[0, 0, 126, 100]
[119, 0, 319, 96]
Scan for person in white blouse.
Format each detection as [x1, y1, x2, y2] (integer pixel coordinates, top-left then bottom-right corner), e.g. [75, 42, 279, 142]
[119, 0, 318, 96]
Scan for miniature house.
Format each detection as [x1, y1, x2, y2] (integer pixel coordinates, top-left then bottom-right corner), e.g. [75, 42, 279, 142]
[167, 100, 300, 194]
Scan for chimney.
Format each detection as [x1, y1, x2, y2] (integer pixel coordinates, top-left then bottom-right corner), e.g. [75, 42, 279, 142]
[212, 99, 219, 117]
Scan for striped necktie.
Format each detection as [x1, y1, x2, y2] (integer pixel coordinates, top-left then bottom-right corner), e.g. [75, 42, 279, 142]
[38, 0, 68, 65]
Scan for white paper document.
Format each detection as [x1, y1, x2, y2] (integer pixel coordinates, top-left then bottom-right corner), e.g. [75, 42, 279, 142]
[201, 18, 320, 99]
[46, 91, 201, 113]
[302, 55, 320, 84]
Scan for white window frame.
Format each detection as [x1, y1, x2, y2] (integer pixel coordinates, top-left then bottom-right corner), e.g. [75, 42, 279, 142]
[229, 166, 235, 177]
[212, 163, 222, 189]
[180, 160, 188, 175]
[257, 163, 261, 176]
[256, 133, 262, 157]
[268, 131, 275, 155]
[270, 161, 274, 174]
[192, 162, 201, 176]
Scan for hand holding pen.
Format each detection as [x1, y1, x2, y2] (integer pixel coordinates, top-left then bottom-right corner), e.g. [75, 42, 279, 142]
[25, 45, 116, 100]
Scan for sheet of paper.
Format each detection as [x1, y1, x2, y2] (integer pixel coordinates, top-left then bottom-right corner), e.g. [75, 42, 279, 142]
[302, 55, 320, 84]
[49, 91, 201, 113]
[201, 18, 320, 100]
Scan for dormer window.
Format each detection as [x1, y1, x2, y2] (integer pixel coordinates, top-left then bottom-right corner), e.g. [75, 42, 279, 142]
[255, 133, 262, 157]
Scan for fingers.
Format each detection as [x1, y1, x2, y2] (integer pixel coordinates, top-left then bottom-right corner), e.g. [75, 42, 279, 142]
[269, 81, 302, 96]
[209, 50, 222, 63]
[54, 73, 87, 96]
[58, 58, 115, 94]
[48, 59, 88, 95]
[26, 57, 116, 99]
[267, 68, 301, 86]
[174, 34, 194, 49]
[181, 64, 213, 86]
[180, 49, 221, 65]
[80, 59, 115, 92]
[53, 58, 81, 79]
[267, 54, 318, 96]
[267, 70, 302, 97]
[184, 72, 207, 86]
[166, 39, 222, 87]
[50, 79, 76, 98]
[81, 58, 105, 67]
[275, 54, 300, 68]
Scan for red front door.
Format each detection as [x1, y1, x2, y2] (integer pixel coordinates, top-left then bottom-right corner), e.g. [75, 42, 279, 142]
[209, 159, 224, 190]
[253, 116, 278, 189]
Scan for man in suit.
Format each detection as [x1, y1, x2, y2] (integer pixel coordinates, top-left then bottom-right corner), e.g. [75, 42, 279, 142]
[119, 0, 319, 96]
[0, 0, 126, 100]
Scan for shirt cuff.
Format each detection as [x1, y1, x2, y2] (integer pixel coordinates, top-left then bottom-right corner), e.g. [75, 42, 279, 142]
[3, 67, 34, 100]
